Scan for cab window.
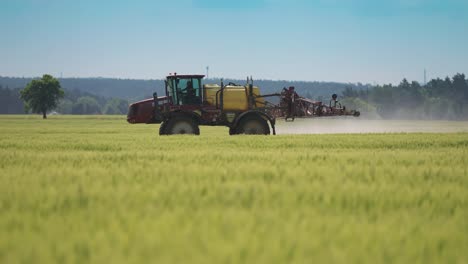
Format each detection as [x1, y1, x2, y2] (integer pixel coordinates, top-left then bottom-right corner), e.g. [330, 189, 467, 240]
[175, 78, 202, 105]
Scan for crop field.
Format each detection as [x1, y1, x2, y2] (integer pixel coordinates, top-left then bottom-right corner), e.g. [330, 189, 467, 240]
[0, 115, 467, 263]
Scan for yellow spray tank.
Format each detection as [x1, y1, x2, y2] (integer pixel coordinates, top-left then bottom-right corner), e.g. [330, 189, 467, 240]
[203, 84, 265, 111]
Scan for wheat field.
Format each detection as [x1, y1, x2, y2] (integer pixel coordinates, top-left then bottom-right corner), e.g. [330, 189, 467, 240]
[0, 115, 467, 263]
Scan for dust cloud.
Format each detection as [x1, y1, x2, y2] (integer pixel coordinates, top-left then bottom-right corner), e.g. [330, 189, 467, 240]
[275, 118, 468, 134]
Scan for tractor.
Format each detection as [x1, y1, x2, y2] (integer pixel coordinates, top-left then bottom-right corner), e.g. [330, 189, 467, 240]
[127, 73, 360, 135]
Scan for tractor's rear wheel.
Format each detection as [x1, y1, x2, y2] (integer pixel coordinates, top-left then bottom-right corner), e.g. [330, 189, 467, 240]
[163, 116, 200, 135]
[235, 115, 270, 135]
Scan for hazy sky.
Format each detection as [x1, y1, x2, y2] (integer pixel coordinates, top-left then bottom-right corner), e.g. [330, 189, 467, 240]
[1, 0, 467, 84]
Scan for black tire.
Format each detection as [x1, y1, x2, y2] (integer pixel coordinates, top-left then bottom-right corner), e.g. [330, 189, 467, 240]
[235, 115, 270, 135]
[229, 127, 237, 135]
[159, 122, 167, 135]
[163, 116, 200, 135]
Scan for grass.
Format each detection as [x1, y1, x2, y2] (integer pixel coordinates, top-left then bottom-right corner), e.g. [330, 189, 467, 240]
[0, 115, 467, 263]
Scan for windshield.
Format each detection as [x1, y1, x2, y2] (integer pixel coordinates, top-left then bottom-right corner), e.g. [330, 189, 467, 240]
[167, 79, 177, 104]
[167, 77, 202, 105]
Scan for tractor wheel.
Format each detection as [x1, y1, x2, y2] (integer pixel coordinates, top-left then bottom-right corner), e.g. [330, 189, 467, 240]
[235, 115, 270, 135]
[163, 116, 200, 135]
[159, 122, 168, 135]
[229, 127, 237, 135]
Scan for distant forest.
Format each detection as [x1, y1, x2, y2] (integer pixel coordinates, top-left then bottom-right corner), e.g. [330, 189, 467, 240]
[0, 86, 128, 115]
[0, 76, 368, 115]
[1, 74, 467, 119]
[341, 73, 468, 120]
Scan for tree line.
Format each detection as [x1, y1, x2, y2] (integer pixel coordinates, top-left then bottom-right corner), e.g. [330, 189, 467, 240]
[0, 76, 369, 101]
[339, 73, 468, 120]
[2, 74, 467, 119]
[0, 76, 369, 115]
[0, 85, 128, 115]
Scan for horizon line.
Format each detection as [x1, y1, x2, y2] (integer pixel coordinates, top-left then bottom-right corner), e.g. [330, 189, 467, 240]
[1, 74, 437, 86]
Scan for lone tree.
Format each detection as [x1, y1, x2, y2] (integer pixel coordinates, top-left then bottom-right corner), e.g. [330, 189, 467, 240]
[20, 74, 64, 119]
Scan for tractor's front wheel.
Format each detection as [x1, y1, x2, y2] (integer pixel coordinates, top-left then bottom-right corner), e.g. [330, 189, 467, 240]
[235, 115, 270, 135]
[162, 116, 200, 135]
[229, 127, 237, 135]
[159, 122, 168, 135]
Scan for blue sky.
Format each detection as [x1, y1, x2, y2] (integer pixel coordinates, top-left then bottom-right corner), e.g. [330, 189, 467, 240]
[1, 0, 467, 84]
